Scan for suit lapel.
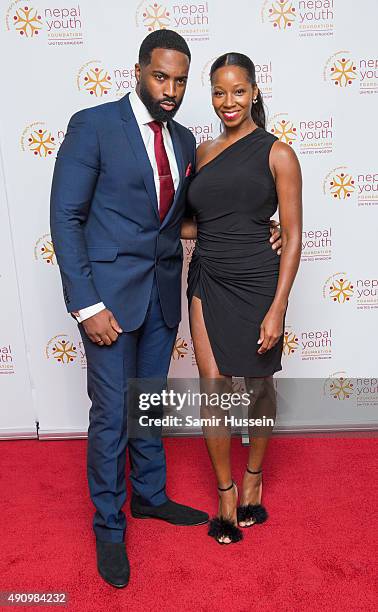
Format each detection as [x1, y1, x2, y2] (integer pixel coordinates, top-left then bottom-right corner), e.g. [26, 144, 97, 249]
[119, 94, 186, 227]
[119, 94, 159, 220]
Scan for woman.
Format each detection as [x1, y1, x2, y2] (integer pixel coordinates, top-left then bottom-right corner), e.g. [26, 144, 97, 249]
[181, 53, 302, 544]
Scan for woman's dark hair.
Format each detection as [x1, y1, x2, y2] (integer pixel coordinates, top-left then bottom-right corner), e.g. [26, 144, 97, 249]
[139, 29, 191, 66]
[210, 52, 265, 129]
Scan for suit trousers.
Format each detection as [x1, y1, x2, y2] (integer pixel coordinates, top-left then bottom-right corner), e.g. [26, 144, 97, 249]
[79, 274, 178, 543]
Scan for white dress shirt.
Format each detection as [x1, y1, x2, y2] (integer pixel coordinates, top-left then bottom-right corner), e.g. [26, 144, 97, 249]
[74, 90, 180, 323]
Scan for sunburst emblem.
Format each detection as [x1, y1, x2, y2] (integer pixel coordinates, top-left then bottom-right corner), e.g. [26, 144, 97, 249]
[329, 173, 355, 199]
[27, 129, 56, 157]
[52, 339, 77, 364]
[329, 277, 354, 303]
[39, 239, 56, 264]
[172, 337, 189, 360]
[329, 377, 354, 400]
[271, 119, 297, 145]
[330, 57, 357, 87]
[232, 379, 246, 393]
[143, 3, 170, 31]
[268, 0, 296, 29]
[83, 68, 112, 97]
[13, 6, 43, 37]
[282, 330, 299, 356]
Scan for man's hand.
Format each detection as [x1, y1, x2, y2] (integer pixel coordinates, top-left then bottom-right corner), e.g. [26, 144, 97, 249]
[269, 220, 282, 255]
[82, 309, 123, 346]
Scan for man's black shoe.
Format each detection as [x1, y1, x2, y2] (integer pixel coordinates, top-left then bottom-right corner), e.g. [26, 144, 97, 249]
[96, 540, 130, 588]
[131, 495, 209, 526]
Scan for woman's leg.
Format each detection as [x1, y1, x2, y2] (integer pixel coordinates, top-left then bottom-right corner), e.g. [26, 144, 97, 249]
[189, 295, 238, 543]
[239, 375, 277, 526]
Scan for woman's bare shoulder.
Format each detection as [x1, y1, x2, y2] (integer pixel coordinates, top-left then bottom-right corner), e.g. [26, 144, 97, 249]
[196, 137, 222, 165]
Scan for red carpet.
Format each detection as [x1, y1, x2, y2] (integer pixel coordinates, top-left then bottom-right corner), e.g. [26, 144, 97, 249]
[0, 437, 377, 611]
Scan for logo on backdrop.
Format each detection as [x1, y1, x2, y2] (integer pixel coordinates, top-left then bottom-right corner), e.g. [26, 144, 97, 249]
[255, 60, 274, 100]
[45, 335, 87, 369]
[268, 113, 297, 145]
[323, 167, 355, 199]
[77, 341, 86, 369]
[323, 167, 378, 207]
[112, 67, 137, 97]
[302, 227, 332, 262]
[323, 273, 354, 304]
[77, 61, 136, 98]
[5, 1, 84, 46]
[323, 51, 357, 88]
[323, 372, 354, 400]
[187, 121, 219, 145]
[353, 378, 378, 408]
[172, 336, 189, 360]
[268, 112, 334, 154]
[34, 234, 56, 265]
[261, 0, 296, 30]
[323, 51, 378, 95]
[20, 122, 66, 157]
[135, 1, 210, 42]
[323, 273, 378, 310]
[261, 0, 334, 38]
[359, 56, 378, 96]
[282, 326, 299, 356]
[20, 122, 56, 157]
[46, 335, 78, 364]
[77, 61, 112, 97]
[296, 116, 333, 155]
[137, 2, 171, 30]
[323, 373, 378, 408]
[283, 324, 332, 361]
[0, 344, 15, 375]
[8, 3, 43, 37]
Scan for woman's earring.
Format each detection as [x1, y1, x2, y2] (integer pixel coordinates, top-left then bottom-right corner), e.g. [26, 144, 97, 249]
[252, 98, 258, 105]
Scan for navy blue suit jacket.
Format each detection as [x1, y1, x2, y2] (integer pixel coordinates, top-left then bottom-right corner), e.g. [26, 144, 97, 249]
[50, 93, 196, 331]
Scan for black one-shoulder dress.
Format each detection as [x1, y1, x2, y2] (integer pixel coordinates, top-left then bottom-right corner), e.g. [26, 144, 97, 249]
[187, 128, 285, 377]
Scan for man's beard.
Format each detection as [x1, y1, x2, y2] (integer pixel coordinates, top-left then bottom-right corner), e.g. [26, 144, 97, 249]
[138, 81, 182, 122]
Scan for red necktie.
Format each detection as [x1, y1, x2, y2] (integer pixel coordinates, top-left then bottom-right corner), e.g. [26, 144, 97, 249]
[148, 121, 175, 222]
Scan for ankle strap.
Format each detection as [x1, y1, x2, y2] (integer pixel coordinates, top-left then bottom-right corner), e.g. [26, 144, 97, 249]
[246, 467, 262, 475]
[217, 481, 234, 492]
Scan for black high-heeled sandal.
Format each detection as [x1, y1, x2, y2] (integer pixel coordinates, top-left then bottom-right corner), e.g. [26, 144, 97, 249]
[208, 481, 243, 544]
[237, 467, 268, 527]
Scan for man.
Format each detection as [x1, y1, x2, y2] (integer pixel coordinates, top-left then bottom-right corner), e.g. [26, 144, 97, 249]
[50, 29, 282, 588]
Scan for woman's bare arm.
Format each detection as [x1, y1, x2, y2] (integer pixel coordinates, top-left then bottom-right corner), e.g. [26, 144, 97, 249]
[258, 141, 302, 353]
[270, 141, 302, 311]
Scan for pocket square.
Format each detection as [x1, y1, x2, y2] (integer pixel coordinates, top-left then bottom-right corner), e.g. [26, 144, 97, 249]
[185, 162, 193, 177]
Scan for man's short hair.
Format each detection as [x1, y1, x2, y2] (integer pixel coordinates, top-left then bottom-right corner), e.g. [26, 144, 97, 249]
[138, 29, 191, 66]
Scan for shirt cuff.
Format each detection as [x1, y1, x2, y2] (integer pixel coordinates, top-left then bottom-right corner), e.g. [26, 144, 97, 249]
[73, 302, 106, 323]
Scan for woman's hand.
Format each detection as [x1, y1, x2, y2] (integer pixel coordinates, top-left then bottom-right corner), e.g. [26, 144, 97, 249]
[257, 307, 285, 354]
[269, 220, 282, 255]
[181, 217, 198, 240]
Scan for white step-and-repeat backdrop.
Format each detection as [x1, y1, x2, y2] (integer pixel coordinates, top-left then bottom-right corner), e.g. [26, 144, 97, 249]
[0, 0, 377, 437]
